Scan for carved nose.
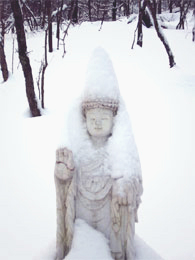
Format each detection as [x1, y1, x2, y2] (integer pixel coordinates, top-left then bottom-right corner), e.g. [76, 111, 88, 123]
[95, 119, 102, 127]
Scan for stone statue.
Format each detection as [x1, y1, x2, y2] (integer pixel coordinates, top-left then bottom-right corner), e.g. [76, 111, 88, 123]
[54, 48, 143, 260]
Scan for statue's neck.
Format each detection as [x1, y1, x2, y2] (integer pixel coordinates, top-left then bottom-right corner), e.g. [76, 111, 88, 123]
[90, 136, 108, 148]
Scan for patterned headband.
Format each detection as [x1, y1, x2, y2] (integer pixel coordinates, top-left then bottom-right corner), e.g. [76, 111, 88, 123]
[82, 98, 119, 116]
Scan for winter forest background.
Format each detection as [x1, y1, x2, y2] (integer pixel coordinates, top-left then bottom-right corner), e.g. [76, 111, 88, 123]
[0, 0, 195, 260]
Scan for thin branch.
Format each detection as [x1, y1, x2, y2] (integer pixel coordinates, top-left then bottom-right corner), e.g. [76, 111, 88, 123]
[61, 0, 77, 57]
[131, 24, 138, 49]
[41, 29, 48, 109]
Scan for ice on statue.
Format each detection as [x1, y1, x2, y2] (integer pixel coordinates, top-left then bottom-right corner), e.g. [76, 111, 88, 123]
[54, 47, 161, 260]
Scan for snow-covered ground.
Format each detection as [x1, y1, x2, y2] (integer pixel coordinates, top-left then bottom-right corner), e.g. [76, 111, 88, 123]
[0, 13, 195, 260]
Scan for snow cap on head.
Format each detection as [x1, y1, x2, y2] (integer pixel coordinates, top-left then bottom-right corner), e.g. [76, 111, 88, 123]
[82, 47, 120, 115]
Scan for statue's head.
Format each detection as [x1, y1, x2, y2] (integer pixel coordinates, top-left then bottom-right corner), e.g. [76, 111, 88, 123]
[82, 98, 118, 139]
[81, 47, 120, 140]
[85, 108, 113, 138]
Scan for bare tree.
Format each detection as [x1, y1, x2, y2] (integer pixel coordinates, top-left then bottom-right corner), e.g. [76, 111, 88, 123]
[133, 0, 176, 68]
[137, 0, 147, 47]
[71, 0, 78, 23]
[168, 0, 173, 13]
[62, 0, 77, 57]
[157, 0, 162, 13]
[46, 0, 53, 52]
[192, 9, 195, 41]
[41, 30, 48, 109]
[88, 0, 92, 21]
[112, 0, 117, 21]
[147, 0, 176, 67]
[10, 0, 41, 117]
[20, 0, 38, 31]
[0, 1, 9, 82]
[56, 0, 64, 49]
[176, 0, 192, 29]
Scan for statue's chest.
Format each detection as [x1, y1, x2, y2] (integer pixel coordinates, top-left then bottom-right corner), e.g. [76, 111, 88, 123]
[76, 160, 113, 200]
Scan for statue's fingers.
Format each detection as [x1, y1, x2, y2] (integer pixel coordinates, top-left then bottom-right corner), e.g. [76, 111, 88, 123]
[63, 148, 68, 157]
[58, 148, 64, 162]
[64, 148, 71, 162]
[68, 158, 74, 170]
[56, 149, 63, 162]
[56, 149, 60, 161]
[67, 150, 73, 161]
[64, 149, 74, 169]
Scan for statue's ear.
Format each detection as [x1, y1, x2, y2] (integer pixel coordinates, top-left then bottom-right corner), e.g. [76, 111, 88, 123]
[81, 106, 86, 119]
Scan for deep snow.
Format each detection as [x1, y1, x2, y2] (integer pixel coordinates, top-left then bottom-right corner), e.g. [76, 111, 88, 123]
[0, 13, 195, 260]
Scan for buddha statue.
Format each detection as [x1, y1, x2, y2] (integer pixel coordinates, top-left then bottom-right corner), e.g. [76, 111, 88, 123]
[54, 48, 143, 260]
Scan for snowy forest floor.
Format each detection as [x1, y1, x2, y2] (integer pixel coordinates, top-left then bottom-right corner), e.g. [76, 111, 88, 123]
[0, 12, 195, 260]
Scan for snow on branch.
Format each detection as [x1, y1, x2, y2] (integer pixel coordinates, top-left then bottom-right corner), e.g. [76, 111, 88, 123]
[51, 4, 68, 18]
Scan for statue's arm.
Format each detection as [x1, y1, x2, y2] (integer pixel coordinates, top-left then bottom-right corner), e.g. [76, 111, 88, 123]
[54, 148, 75, 260]
[131, 175, 143, 222]
[112, 175, 143, 208]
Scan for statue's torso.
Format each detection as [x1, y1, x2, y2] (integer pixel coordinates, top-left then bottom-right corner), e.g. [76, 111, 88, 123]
[75, 156, 113, 238]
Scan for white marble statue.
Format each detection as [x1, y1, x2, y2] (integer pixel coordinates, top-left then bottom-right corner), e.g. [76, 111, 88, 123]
[54, 48, 143, 260]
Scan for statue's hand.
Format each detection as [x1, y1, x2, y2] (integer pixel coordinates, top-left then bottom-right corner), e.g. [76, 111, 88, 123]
[112, 179, 136, 207]
[55, 148, 75, 180]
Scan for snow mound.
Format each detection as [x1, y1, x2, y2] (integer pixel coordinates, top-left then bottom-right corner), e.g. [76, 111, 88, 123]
[64, 219, 113, 260]
[63, 219, 163, 260]
[135, 236, 164, 260]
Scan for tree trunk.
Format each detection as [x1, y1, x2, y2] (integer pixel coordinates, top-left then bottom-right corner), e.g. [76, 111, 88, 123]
[10, 0, 41, 117]
[46, 0, 53, 52]
[72, 0, 78, 23]
[56, 0, 64, 50]
[177, 0, 185, 29]
[157, 0, 161, 14]
[137, 0, 147, 47]
[41, 0, 47, 28]
[169, 0, 173, 13]
[147, 0, 176, 68]
[88, 0, 91, 21]
[125, 0, 130, 16]
[193, 10, 195, 41]
[176, 0, 191, 29]
[112, 0, 117, 21]
[41, 30, 48, 109]
[56, 0, 60, 47]
[0, 1, 9, 82]
[0, 42, 9, 82]
[193, 27, 195, 41]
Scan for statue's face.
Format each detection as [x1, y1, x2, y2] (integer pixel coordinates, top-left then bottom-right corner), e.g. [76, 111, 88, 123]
[86, 108, 114, 138]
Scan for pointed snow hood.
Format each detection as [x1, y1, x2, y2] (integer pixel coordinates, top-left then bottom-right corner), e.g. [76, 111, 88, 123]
[82, 47, 120, 101]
